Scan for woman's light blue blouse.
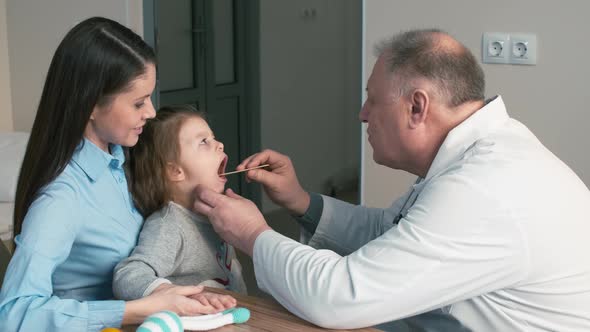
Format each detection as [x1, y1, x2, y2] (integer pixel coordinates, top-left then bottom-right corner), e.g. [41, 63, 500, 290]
[0, 139, 143, 331]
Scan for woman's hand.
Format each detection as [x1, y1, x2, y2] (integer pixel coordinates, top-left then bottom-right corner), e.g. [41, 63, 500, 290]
[189, 290, 237, 311]
[122, 284, 236, 325]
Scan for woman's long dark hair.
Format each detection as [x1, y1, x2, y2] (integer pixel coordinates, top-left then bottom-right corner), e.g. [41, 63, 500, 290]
[13, 17, 156, 236]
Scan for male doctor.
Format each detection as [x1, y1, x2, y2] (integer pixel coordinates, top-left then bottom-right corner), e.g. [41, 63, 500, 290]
[194, 29, 590, 331]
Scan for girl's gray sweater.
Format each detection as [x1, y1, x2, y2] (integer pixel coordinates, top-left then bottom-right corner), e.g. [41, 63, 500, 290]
[113, 201, 246, 300]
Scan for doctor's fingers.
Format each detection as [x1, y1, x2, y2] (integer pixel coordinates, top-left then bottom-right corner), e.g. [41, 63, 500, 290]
[193, 186, 234, 216]
[193, 199, 212, 216]
[225, 188, 243, 199]
[194, 185, 228, 209]
[236, 152, 260, 170]
[239, 149, 289, 170]
[245, 167, 284, 188]
[207, 200, 256, 233]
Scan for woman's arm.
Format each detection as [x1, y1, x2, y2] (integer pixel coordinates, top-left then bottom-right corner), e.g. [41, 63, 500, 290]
[121, 284, 236, 325]
[0, 184, 126, 331]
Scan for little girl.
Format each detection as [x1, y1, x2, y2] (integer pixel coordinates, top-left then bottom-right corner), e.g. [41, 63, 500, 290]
[113, 105, 247, 300]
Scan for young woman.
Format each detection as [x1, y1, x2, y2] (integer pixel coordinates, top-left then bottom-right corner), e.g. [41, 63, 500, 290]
[0, 17, 234, 332]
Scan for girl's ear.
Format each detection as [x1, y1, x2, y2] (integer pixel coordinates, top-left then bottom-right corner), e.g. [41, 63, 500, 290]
[166, 162, 185, 182]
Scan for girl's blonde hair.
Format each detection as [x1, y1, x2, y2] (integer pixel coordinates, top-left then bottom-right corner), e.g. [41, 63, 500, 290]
[128, 104, 205, 217]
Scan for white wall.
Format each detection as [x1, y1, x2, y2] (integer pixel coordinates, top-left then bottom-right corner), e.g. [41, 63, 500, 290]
[4, 0, 362, 212]
[362, 0, 590, 208]
[260, 0, 361, 212]
[5, 0, 143, 132]
[0, 0, 13, 131]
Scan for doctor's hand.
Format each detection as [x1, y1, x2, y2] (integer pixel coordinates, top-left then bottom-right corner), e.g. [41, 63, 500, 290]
[193, 186, 271, 256]
[237, 149, 310, 216]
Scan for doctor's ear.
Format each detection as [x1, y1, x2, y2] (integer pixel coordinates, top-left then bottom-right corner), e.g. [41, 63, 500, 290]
[166, 162, 185, 182]
[409, 89, 429, 128]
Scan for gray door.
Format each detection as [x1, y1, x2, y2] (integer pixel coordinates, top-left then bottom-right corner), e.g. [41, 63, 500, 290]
[145, 0, 260, 199]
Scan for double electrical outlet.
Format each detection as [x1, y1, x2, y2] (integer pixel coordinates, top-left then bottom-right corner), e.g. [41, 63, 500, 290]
[482, 33, 537, 65]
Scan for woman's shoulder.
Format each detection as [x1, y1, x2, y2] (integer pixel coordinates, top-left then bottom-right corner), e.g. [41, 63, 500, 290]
[22, 164, 86, 235]
[21, 166, 84, 246]
[40, 163, 83, 197]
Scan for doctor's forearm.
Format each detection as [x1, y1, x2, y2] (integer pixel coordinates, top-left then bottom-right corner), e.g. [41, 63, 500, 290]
[253, 231, 397, 329]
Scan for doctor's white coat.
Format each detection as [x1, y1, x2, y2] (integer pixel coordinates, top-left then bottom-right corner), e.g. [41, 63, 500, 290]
[253, 96, 590, 332]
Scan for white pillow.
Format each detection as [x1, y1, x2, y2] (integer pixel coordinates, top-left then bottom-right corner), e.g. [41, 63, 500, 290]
[0, 132, 29, 202]
[0, 202, 14, 240]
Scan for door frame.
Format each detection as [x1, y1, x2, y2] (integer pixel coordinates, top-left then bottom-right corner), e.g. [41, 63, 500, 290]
[142, 0, 262, 205]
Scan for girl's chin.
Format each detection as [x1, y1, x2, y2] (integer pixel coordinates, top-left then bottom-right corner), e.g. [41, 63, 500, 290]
[214, 183, 226, 194]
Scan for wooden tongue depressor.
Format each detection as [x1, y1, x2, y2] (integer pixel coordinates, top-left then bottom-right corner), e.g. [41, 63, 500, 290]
[220, 164, 270, 176]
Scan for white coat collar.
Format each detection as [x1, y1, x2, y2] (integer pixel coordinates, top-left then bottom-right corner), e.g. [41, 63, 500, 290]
[423, 95, 510, 182]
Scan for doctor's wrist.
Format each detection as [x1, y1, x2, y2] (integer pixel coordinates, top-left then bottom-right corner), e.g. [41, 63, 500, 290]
[286, 190, 311, 217]
[245, 225, 272, 257]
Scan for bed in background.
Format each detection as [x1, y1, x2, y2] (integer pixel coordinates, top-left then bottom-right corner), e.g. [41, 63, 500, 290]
[0, 203, 13, 242]
[0, 131, 29, 252]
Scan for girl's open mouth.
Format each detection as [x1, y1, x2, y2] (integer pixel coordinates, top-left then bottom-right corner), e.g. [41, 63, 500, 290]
[218, 155, 228, 180]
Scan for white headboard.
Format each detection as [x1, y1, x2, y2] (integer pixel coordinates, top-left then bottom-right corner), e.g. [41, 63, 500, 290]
[0, 131, 29, 202]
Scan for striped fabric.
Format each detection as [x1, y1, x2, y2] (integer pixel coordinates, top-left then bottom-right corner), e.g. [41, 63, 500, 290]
[137, 311, 183, 332]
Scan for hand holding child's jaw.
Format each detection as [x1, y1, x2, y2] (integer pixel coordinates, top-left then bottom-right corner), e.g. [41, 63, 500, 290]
[193, 186, 271, 256]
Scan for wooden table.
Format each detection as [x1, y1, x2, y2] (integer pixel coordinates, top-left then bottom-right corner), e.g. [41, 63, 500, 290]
[126, 287, 380, 331]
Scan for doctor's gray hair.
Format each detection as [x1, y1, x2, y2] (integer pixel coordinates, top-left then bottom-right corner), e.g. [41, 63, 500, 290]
[375, 29, 485, 107]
